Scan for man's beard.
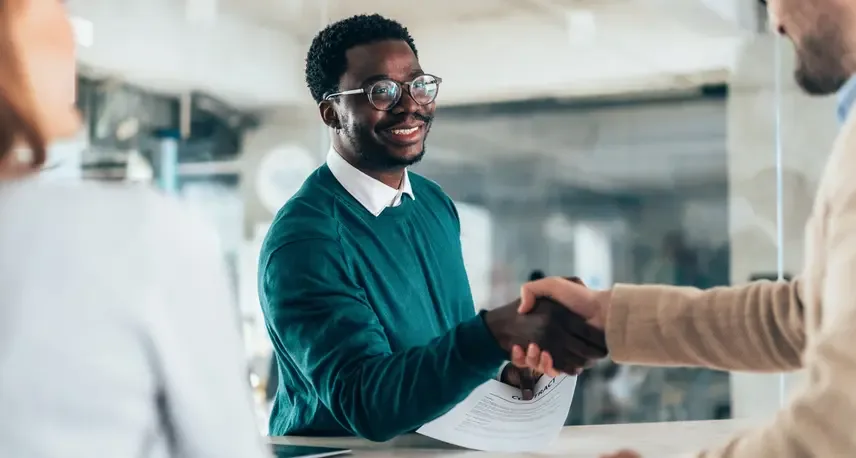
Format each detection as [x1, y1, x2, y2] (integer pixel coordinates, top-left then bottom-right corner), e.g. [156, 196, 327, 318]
[345, 124, 428, 170]
[794, 29, 851, 96]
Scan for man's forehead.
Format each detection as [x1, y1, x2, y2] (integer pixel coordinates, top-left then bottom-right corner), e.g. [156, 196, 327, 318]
[343, 40, 420, 83]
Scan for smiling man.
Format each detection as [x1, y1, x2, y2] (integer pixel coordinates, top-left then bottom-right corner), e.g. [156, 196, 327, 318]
[257, 14, 581, 441]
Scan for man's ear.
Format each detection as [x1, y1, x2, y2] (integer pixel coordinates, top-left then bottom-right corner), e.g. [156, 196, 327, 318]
[319, 101, 341, 130]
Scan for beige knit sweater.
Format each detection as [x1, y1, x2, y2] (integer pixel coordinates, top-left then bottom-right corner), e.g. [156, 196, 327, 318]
[605, 113, 856, 457]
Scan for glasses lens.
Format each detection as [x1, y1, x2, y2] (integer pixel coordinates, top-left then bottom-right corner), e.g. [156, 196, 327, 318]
[368, 80, 401, 110]
[410, 75, 440, 105]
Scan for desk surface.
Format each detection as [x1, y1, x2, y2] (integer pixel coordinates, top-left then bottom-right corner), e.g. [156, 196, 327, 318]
[269, 419, 755, 457]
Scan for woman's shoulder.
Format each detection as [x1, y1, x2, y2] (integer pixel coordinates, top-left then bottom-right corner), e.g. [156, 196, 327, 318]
[0, 179, 219, 255]
[15, 180, 188, 216]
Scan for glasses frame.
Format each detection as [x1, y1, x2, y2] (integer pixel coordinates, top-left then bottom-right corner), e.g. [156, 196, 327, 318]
[324, 74, 443, 111]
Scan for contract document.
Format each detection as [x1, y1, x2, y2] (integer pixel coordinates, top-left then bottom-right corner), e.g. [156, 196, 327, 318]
[417, 374, 577, 452]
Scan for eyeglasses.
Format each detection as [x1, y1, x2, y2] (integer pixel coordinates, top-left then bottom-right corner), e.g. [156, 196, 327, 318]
[324, 74, 442, 111]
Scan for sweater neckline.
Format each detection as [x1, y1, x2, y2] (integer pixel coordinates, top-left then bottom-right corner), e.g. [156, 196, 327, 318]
[319, 165, 413, 221]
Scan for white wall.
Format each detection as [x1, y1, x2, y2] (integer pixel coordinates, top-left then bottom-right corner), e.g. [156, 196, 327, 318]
[69, 0, 303, 107]
[68, 1, 746, 108]
[698, 0, 762, 32]
[411, 12, 741, 105]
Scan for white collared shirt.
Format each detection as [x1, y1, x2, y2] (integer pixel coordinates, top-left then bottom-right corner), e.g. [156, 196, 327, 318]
[326, 149, 415, 216]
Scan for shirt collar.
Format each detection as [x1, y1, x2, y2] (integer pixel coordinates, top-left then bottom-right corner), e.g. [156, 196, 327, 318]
[326, 148, 414, 217]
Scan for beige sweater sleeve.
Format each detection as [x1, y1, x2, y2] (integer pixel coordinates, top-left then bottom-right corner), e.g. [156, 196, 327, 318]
[690, 161, 856, 456]
[604, 161, 856, 455]
[605, 281, 806, 371]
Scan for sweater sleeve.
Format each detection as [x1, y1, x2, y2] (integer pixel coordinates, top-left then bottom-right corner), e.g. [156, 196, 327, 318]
[686, 137, 856, 458]
[605, 280, 806, 372]
[260, 238, 506, 442]
[692, 309, 856, 457]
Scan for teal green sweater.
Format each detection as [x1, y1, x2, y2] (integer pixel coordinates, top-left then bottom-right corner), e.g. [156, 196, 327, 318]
[258, 165, 507, 441]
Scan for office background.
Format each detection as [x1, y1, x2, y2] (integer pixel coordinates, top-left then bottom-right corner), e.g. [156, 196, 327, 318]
[59, 0, 836, 432]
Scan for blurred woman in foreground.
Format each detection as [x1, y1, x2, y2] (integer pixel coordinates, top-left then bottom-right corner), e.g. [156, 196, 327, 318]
[0, 1, 267, 457]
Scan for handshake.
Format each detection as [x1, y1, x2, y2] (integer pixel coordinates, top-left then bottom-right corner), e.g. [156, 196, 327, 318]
[484, 276, 610, 377]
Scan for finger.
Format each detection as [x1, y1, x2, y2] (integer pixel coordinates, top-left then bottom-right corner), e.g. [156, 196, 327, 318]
[519, 369, 536, 400]
[511, 345, 526, 368]
[538, 351, 557, 376]
[535, 351, 560, 377]
[538, 351, 571, 378]
[525, 343, 542, 370]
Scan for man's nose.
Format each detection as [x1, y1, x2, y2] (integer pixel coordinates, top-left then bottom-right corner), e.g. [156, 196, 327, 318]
[391, 87, 420, 114]
[765, 6, 782, 35]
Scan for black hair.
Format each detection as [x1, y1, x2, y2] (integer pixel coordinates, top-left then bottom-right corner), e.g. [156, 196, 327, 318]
[528, 270, 546, 281]
[305, 14, 418, 103]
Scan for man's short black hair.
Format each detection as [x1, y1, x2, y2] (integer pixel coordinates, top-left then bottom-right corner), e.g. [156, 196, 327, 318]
[528, 270, 546, 281]
[305, 14, 418, 103]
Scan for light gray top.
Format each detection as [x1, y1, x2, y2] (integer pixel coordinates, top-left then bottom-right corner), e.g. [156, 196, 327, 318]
[0, 178, 267, 458]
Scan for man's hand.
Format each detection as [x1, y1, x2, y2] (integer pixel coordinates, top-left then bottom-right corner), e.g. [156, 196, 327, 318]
[512, 276, 612, 376]
[483, 297, 607, 375]
[518, 276, 611, 329]
[500, 364, 541, 400]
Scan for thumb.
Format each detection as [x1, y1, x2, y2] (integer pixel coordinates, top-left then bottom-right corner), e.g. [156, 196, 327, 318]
[519, 369, 536, 400]
[518, 277, 569, 313]
[518, 280, 540, 314]
[518, 277, 583, 314]
[565, 276, 586, 286]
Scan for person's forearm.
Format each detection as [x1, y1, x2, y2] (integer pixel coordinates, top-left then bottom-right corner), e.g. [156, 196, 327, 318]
[604, 280, 805, 371]
[312, 313, 505, 442]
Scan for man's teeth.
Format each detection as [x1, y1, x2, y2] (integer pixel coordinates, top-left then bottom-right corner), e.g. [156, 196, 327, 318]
[390, 126, 419, 135]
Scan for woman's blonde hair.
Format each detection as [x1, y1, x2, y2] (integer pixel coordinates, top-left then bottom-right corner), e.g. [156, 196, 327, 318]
[0, 0, 47, 170]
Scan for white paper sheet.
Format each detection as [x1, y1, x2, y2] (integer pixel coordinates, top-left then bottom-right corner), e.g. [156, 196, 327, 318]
[417, 374, 577, 452]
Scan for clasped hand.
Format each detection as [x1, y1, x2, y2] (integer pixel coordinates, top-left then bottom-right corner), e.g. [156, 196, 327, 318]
[483, 277, 609, 377]
[486, 277, 642, 458]
[517, 276, 612, 376]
